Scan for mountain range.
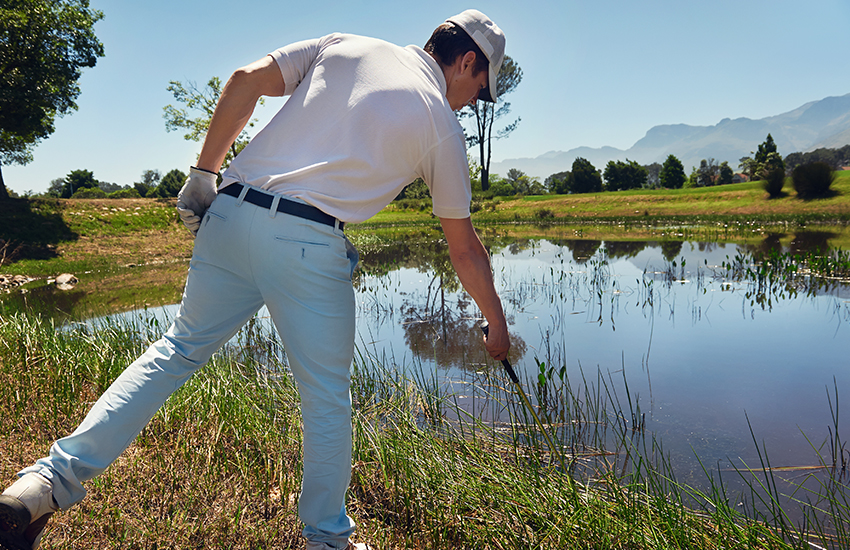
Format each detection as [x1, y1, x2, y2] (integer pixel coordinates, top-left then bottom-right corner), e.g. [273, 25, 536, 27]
[491, 92, 850, 180]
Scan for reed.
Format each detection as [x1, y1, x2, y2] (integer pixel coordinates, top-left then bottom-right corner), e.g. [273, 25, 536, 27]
[0, 311, 847, 549]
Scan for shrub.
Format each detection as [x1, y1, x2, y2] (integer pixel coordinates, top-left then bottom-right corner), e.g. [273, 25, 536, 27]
[108, 188, 142, 199]
[760, 152, 786, 198]
[534, 208, 555, 220]
[792, 162, 835, 199]
[71, 187, 107, 199]
[762, 169, 786, 198]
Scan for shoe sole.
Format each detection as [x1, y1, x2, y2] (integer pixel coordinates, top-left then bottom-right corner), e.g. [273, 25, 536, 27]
[0, 495, 31, 550]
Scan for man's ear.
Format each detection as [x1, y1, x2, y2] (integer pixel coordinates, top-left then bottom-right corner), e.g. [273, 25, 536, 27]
[461, 50, 477, 73]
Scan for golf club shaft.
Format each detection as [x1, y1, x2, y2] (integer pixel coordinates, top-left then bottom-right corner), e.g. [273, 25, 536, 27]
[480, 322, 567, 472]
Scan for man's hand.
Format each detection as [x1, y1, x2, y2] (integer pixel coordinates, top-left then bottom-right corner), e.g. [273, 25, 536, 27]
[482, 319, 510, 361]
[176, 167, 218, 236]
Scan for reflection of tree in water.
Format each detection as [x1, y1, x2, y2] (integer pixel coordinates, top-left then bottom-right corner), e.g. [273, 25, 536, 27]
[741, 233, 785, 255]
[604, 241, 648, 259]
[0, 285, 86, 322]
[697, 241, 725, 253]
[659, 241, 684, 262]
[739, 231, 837, 256]
[352, 230, 526, 370]
[789, 231, 837, 254]
[400, 273, 527, 371]
[559, 240, 601, 264]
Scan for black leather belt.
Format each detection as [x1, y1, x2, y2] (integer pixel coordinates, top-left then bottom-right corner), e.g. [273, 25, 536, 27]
[220, 183, 343, 230]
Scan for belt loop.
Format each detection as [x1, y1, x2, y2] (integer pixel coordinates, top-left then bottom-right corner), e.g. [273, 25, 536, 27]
[335, 219, 342, 232]
[235, 184, 249, 206]
[269, 195, 281, 218]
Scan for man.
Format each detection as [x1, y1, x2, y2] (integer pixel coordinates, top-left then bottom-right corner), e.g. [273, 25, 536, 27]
[0, 9, 510, 550]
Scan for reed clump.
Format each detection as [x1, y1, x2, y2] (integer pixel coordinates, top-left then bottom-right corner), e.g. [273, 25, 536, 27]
[0, 312, 847, 549]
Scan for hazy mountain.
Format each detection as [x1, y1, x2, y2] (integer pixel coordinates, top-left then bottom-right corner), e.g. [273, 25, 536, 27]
[492, 93, 850, 179]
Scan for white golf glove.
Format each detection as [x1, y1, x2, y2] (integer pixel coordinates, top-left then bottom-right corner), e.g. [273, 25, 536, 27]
[176, 166, 218, 236]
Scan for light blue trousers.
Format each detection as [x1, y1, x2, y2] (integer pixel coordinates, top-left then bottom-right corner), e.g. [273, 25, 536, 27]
[21, 190, 360, 546]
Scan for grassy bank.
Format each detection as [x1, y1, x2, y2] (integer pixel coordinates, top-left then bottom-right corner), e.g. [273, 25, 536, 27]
[1, 173, 849, 279]
[1, 312, 847, 549]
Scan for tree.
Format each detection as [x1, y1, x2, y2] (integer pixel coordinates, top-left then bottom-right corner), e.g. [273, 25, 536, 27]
[570, 158, 602, 194]
[163, 78, 264, 168]
[0, 0, 104, 199]
[697, 158, 720, 187]
[603, 159, 646, 191]
[545, 171, 571, 195]
[659, 155, 686, 189]
[150, 168, 187, 198]
[98, 181, 125, 194]
[738, 156, 758, 181]
[755, 133, 777, 165]
[62, 169, 98, 198]
[462, 55, 522, 192]
[644, 162, 662, 188]
[718, 161, 734, 185]
[46, 177, 66, 198]
[504, 168, 544, 195]
[134, 169, 161, 198]
[759, 152, 786, 198]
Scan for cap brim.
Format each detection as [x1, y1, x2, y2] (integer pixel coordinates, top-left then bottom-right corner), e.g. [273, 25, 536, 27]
[480, 68, 497, 103]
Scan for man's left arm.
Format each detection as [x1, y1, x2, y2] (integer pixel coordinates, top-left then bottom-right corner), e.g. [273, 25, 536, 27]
[440, 216, 510, 360]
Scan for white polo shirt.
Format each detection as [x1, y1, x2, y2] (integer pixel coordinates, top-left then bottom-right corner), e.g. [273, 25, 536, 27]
[221, 33, 472, 223]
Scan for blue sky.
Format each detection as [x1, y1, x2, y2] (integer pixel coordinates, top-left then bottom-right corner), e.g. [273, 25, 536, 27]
[5, 0, 849, 194]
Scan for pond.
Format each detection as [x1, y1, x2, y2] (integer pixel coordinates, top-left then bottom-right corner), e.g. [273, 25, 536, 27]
[351, 230, 850, 488]
[4, 225, 850, 510]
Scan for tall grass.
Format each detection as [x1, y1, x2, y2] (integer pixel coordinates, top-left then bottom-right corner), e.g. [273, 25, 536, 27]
[0, 312, 848, 549]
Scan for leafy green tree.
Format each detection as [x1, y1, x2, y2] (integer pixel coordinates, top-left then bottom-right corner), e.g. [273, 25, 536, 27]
[685, 167, 699, 188]
[545, 171, 571, 195]
[98, 181, 124, 194]
[738, 156, 758, 181]
[755, 133, 777, 165]
[46, 177, 66, 198]
[659, 155, 686, 189]
[0, 0, 104, 199]
[570, 158, 602, 194]
[603, 159, 646, 191]
[134, 169, 161, 198]
[644, 162, 662, 188]
[62, 169, 98, 198]
[395, 178, 430, 200]
[163, 78, 264, 168]
[760, 152, 786, 198]
[71, 186, 106, 199]
[150, 168, 187, 198]
[501, 168, 544, 195]
[461, 55, 522, 192]
[718, 161, 734, 185]
[697, 158, 719, 187]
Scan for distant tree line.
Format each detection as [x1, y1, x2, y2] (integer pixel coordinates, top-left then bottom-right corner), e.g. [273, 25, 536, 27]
[37, 168, 187, 199]
[784, 145, 850, 171]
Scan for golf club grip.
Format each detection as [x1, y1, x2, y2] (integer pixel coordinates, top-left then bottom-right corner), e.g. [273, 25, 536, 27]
[479, 322, 520, 384]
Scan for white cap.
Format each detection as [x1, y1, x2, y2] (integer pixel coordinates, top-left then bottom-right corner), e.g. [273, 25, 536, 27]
[445, 9, 505, 103]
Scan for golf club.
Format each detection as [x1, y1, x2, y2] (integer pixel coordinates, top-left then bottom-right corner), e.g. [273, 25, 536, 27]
[479, 321, 568, 473]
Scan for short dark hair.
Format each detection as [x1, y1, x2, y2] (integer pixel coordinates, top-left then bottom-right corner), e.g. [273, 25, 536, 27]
[424, 22, 489, 75]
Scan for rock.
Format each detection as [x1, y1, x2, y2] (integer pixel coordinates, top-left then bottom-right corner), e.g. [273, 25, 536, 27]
[55, 273, 78, 291]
